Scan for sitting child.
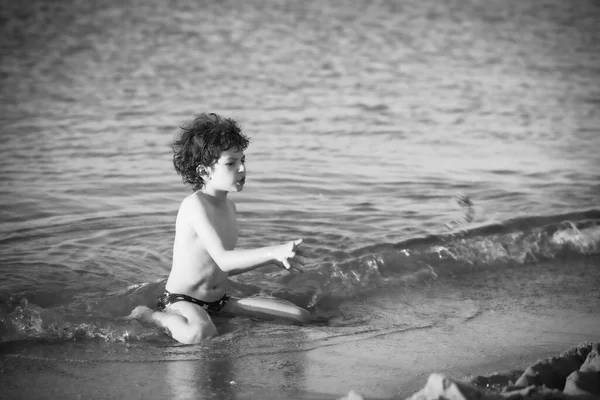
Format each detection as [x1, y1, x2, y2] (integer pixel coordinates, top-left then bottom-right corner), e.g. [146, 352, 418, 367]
[129, 113, 309, 344]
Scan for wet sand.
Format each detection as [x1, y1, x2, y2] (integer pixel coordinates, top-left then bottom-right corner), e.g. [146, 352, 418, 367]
[1, 306, 598, 400]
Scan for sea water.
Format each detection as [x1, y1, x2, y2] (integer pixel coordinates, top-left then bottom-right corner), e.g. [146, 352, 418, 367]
[1, 0, 599, 364]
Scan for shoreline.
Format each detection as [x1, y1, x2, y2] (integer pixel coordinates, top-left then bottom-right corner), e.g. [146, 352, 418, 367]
[306, 308, 600, 399]
[1, 307, 598, 400]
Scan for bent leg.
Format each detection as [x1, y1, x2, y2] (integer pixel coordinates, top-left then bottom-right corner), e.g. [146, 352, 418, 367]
[128, 304, 217, 344]
[224, 296, 310, 324]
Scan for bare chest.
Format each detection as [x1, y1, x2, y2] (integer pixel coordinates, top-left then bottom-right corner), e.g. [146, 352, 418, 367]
[210, 204, 238, 249]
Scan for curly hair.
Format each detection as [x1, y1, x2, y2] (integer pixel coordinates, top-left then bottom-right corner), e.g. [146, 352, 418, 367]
[172, 113, 250, 190]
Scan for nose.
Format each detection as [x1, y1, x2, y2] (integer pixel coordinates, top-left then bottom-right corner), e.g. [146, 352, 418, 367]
[238, 163, 246, 173]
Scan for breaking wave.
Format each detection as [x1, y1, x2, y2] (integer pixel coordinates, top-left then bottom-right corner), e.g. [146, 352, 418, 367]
[1, 209, 598, 344]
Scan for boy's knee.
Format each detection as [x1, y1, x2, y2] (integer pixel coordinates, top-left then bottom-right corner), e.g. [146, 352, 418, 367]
[297, 309, 310, 324]
[184, 323, 218, 344]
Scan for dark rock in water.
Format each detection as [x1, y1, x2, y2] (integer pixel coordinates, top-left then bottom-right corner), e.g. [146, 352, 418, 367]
[338, 390, 365, 400]
[471, 371, 524, 393]
[580, 343, 600, 373]
[401, 342, 600, 400]
[564, 370, 600, 397]
[341, 343, 600, 400]
[564, 343, 600, 397]
[512, 342, 595, 390]
[405, 373, 488, 400]
[406, 374, 568, 400]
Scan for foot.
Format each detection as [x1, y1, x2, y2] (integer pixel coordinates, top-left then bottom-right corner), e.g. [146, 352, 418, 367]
[126, 305, 154, 322]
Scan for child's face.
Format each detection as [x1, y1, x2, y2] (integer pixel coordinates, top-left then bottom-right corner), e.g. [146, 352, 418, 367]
[205, 148, 246, 193]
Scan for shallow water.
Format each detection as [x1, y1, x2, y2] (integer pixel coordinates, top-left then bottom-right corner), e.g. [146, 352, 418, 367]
[1, 0, 599, 346]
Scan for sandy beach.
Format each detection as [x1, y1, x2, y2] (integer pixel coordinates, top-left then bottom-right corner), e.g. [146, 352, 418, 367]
[2, 305, 598, 400]
[2, 257, 599, 400]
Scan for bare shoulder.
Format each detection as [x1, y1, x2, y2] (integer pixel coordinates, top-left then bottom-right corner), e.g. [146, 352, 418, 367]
[179, 192, 211, 220]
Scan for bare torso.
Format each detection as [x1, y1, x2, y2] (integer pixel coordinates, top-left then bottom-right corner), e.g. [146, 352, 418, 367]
[165, 191, 237, 302]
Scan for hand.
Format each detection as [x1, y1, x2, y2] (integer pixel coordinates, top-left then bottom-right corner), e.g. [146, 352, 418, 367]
[273, 238, 305, 273]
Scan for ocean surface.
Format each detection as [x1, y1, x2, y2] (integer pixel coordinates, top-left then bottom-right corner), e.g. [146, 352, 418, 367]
[1, 0, 599, 375]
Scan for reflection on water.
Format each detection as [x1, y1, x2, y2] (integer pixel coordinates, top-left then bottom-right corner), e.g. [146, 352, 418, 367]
[162, 327, 308, 399]
[166, 358, 236, 400]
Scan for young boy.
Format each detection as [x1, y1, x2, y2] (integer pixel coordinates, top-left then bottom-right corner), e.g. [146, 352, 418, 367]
[129, 113, 309, 344]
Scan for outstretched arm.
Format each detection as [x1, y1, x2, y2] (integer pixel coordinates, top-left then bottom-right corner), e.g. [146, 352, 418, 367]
[224, 238, 304, 276]
[182, 196, 304, 276]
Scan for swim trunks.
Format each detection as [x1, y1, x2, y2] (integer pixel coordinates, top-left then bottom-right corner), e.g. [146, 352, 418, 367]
[157, 290, 230, 315]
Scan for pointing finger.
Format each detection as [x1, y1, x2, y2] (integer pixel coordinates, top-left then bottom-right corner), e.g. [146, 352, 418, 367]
[292, 238, 303, 250]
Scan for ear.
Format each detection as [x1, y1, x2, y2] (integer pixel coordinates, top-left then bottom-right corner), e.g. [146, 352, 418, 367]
[196, 165, 212, 179]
